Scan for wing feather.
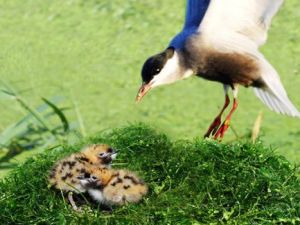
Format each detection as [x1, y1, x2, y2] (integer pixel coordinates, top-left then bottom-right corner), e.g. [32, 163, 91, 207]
[253, 55, 300, 117]
[199, 0, 284, 50]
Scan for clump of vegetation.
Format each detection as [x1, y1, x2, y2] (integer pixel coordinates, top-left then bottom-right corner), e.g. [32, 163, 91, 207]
[0, 82, 82, 170]
[0, 124, 299, 224]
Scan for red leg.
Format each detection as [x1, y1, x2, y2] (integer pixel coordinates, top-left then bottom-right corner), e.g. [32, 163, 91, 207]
[214, 98, 238, 140]
[204, 94, 230, 138]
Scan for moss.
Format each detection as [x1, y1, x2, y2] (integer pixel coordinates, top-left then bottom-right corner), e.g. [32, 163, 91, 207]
[0, 124, 299, 224]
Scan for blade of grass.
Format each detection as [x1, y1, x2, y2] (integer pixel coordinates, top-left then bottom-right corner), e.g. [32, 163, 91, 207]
[252, 111, 263, 143]
[42, 97, 70, 132]
[0, 83, 56, 136]
[70, 91, 86, 137]
[0, 101, 63, 146]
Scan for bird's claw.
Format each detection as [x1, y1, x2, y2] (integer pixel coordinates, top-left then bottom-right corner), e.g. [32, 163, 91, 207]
[68, 192, 83, 212]
[204, 116, 222, 138]
[214, 120, 230, 140]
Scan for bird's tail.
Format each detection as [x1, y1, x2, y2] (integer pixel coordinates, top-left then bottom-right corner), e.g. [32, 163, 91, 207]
[253, 56, 300, 117]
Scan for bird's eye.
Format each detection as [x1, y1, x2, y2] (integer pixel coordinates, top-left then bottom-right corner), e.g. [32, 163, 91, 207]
[91, 176, 97, 180]
[156, 68, 161, 73]
[77, 175, 84, 180]
[99, 152, 108, 158]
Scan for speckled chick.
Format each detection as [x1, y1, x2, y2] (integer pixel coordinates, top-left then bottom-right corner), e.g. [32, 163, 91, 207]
[48, 144, 117, 193]
[80, 169, 148, 206]
[48, 144, 117, 211]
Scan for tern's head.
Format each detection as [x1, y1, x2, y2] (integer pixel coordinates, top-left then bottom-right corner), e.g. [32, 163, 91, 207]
[136, 47, 186, 102]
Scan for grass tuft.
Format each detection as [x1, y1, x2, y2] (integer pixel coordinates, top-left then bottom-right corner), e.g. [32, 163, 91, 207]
[0, 124, 299, 224]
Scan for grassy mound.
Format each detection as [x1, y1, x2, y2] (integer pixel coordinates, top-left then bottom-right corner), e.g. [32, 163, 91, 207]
[0, 124, 299, 224]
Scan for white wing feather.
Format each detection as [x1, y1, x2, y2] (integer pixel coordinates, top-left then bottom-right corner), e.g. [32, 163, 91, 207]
[197, 0, 300, 117]
[254, 54, 300, 117]
[199, 0, 284, 50]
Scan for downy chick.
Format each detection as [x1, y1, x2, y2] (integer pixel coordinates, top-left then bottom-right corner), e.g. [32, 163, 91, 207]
[48, 144, 117, 210]
[80, 144, 118, 168]
[80, 169, 148, 207]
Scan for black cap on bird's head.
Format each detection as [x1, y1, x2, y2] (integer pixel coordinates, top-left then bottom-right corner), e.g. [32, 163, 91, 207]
[136, 47, 175, 102]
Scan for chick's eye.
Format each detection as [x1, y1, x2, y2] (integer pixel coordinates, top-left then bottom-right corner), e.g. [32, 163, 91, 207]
[99, 153, 104, 156]
[91, 176, 97, 180]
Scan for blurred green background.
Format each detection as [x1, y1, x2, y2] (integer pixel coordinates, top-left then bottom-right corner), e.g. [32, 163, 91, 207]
[0, 0, 300, 176]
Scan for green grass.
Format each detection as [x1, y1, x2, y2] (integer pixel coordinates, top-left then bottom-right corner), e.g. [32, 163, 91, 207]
[1, 124, 299, 224]
[0, 0, 300, 167]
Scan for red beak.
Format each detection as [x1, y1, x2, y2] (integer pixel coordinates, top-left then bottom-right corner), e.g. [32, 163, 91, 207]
[136, 83, 152, 102]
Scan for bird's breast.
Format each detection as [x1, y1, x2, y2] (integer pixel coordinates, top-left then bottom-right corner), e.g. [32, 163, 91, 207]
[194, 51, 262, 87]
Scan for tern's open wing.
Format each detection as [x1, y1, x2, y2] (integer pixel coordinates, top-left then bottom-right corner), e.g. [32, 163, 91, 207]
[199, 0, 284, 52]
[198, 0, 300, 117]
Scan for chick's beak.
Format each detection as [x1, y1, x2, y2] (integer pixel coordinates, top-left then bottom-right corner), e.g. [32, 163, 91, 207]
[110, 150, 118, 160]
[136, 83, 152, 102]
[111, 149, 118, 155]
